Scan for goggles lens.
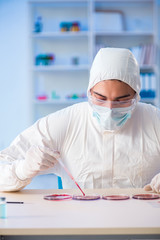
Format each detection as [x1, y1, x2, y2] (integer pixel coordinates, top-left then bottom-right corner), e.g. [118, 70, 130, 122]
[88, 93, 136, 108]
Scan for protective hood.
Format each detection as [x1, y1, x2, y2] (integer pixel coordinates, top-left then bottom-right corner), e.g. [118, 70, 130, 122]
[87, 47, 141, 100]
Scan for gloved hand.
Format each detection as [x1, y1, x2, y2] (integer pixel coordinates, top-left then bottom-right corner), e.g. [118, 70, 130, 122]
[144, 173, 160, 193]
[15, 146, 60, 180]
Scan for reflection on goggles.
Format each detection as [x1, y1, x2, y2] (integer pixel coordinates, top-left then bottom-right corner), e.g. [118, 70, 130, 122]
[88, 94, 136, 108]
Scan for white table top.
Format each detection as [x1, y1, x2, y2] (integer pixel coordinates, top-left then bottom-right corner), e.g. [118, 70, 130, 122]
[0, 188, 160, 236]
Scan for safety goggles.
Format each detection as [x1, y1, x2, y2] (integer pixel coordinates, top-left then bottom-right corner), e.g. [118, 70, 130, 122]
[88, 93, 137, 108]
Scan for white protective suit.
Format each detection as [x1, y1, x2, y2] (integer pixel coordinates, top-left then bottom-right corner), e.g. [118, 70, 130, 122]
[0, 48, 160, 192]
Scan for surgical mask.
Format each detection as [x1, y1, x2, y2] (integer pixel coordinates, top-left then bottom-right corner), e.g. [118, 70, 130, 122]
[88, 94, 137, 132]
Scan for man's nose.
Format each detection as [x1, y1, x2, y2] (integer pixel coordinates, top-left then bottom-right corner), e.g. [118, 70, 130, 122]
[106, 101, 114, 109]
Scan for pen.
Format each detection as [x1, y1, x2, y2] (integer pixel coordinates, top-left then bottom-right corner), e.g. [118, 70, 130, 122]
[6, 201, 24, 204]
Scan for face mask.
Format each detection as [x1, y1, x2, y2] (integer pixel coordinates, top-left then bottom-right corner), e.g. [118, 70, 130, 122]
[89, 97, 136, 132]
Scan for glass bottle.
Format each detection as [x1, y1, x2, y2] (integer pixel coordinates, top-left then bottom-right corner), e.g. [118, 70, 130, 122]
[0, 197, 6, 218]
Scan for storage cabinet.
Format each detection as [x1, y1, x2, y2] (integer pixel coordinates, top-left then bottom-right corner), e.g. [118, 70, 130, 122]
[93, 0, 159, 107]
[29, 0, 160, 122]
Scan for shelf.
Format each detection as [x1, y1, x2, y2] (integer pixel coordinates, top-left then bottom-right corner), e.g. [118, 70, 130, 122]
[140, 65, 156, 72]
[94, 31, 154, 37]
[34, 98, 88, 105]
[141, 97, 156, 101]
[34, 97, 156, 106]
[140, 98, 156, 105]
[32, 31, 90, 38]
[32, 31, 154, 38]
[32, 64, 155, 72]
[94, 0, 154, 2]
[30, 0, 89, 4]
[32, 65, 90, 71]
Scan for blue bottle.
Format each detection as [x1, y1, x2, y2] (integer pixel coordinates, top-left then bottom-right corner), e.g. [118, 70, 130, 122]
[0, 197, 6, 218]
[34, 16, 43, 33]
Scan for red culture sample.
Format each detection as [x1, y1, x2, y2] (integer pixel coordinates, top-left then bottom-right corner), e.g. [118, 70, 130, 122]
[132, 194, 160, 200]
[44, 194, 72, 201]
[72, 194, 101, 200]
[102, 194, 130, 200]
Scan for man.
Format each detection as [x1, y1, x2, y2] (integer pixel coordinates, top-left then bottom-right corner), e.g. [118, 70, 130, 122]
[0, 48, 160, 192]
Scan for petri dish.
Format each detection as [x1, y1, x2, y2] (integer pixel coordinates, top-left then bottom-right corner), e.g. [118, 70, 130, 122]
[44, 194, 72, 201]
[72, 194, 101, 200]
[102, 194, 130, 200]
[132, 194, 160, 200]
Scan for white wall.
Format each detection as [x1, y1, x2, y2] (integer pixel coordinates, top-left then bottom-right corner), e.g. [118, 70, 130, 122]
[0, 0, 31, 150]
